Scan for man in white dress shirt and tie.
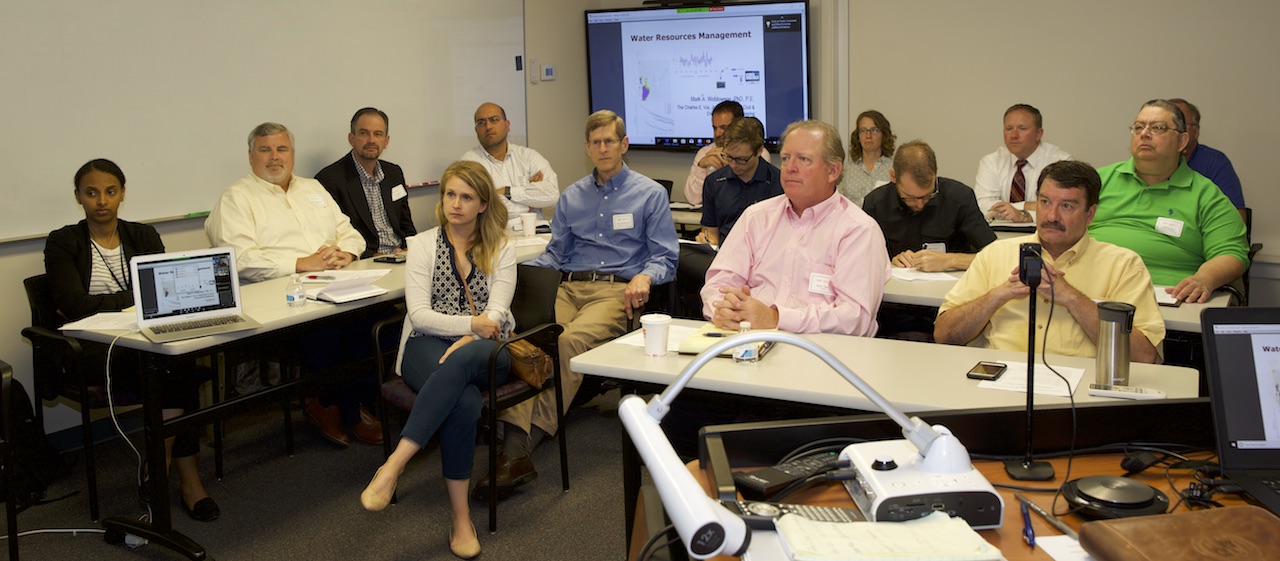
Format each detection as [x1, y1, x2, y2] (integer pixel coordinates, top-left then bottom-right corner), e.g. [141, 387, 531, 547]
[974, 104, 1071, 223]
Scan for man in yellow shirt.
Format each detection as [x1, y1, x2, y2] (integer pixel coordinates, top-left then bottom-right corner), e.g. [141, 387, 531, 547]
[934, 161, 1163, 362]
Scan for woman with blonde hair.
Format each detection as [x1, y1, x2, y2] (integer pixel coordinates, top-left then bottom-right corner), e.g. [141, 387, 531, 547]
[360, 160, 514, 558]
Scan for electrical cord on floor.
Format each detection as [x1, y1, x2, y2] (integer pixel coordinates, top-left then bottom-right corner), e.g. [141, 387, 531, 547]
[105, 329, 152, 525]
[637, 523, 679, 561]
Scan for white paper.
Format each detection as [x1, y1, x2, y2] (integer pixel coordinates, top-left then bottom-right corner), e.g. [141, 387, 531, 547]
[1152, 285, 1179, 305]
[1038, 535, 1093, 561]
[58, 311, 137, 331]
[775, 511, 1003, 560]
[614, 324, 700, 352]
[891, 268, 959, 282]
[978, 361, 1083, 397]
[514, 236, 548, 247]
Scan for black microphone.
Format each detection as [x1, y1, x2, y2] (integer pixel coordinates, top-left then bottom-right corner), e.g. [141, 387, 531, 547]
[1006, 242, 1054, 481]
[1018, 243, 1042, 287]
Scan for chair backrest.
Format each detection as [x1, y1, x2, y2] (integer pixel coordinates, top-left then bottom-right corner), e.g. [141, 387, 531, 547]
[511, 265, 561, 333]
[23, 274, 61, 330]
[655, 179, 674, 201]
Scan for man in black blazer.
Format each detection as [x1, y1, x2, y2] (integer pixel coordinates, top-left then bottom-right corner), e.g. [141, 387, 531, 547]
[316, 107, 416, 259]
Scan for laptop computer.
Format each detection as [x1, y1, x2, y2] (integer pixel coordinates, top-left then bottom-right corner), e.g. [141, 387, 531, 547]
[129, 247, 262, 343]
[1201, 306, 1280, 515]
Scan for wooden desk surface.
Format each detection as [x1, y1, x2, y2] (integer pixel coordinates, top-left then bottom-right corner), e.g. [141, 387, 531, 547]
[630, 452, 1236, 561]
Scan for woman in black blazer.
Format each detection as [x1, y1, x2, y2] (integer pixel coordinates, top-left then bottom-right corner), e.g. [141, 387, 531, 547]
[43, 159, 219, 522]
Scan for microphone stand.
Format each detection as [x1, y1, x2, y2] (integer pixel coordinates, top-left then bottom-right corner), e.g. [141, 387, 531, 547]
[1005, 244, 1054, 480]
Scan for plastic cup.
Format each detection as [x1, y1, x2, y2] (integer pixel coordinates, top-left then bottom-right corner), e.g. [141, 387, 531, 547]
[520, 213, 537, 237]
[640, 313, 672, 357]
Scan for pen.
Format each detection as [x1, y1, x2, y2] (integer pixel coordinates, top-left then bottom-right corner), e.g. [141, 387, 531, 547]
[1020, 498, 1035, 548]
[306, 275, 336, 280]
[703, 332, 726, 337]
[1015, 491, 1078, 540]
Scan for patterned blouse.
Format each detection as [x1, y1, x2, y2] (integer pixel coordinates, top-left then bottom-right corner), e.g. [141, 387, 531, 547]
[430, 230, 491, 341]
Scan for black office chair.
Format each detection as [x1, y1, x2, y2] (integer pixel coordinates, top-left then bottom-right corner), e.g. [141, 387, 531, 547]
[1221, 207, 1263, 306]
[654, 179, 674, 201]
[2, 359, 20, 560]
[372, 264, 569, 532]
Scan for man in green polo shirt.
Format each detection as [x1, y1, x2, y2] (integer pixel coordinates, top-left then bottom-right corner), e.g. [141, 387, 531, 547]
[1088, 99, 1248, 304]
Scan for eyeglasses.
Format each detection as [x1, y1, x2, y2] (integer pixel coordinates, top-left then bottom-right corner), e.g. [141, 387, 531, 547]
[897, 180, 939, 204]
[724, 152, 756, 165]
[475, 115, 504, 127]
[589, 137, 620, 148]
[857, 127, 882, 136]
[1128, 122, 1180, 136]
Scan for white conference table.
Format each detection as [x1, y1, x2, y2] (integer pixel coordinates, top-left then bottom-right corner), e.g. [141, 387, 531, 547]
[572, 319, 1200, 414]
[883, 273, 1227, 334]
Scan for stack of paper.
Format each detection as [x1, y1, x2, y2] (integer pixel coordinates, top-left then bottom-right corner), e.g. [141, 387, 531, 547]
[775, 512, 1004, 561]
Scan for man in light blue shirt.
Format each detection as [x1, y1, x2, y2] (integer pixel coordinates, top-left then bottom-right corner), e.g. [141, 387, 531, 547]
[477, 110, 679, 499]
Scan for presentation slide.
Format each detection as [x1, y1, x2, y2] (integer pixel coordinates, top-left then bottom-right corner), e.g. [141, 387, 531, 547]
[153, 263, 220, 315]
[1251, 333, 1280, 445]
[620, 16, 766, 144]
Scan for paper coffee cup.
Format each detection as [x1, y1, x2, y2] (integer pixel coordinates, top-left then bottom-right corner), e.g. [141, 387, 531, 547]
[520, 213, 537, 237]
[640, 313, 672, 357]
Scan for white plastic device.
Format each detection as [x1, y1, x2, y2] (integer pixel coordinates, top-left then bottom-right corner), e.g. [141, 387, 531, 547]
[1087, 384, 1166, 400]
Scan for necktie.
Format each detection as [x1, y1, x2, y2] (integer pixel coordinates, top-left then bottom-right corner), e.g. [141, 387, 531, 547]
[1010, 159, 1028, 203]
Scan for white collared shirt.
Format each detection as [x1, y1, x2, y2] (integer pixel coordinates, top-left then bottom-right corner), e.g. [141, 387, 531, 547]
[973, 141, 1071, 212]
[460, 143, 559, 222]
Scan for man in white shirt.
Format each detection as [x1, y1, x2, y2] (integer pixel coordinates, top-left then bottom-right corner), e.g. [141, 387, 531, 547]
[461, 102, 559, 226]
[974, 104, 1071, 223]
[206, 122, 365, 282]
[683, 100, 770, 205]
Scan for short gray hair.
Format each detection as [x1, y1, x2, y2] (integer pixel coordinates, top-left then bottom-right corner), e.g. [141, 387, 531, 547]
[1140, 100, 1186, 133]
[247, 122, 295, 149]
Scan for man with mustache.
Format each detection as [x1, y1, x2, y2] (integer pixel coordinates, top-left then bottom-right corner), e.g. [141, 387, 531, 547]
[316, 107, 416, 259]
[461, 102, 559, 226]
[934, 160, 1164, 362]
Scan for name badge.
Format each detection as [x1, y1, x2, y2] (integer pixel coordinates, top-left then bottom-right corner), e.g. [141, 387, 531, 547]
[306, 194, 327, 207]
[809, 272, 833, 296]
[390, 184, 407, 201]
[1155, 217, 1184, 238]
[612, 213, 635, 230]
[923, 242, 946, 253]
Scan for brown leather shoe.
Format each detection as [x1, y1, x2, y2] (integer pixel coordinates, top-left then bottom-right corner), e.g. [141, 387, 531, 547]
[471, 453, 536, 501]
[304, 398, 349, 447]
[353, 405, 384, 445]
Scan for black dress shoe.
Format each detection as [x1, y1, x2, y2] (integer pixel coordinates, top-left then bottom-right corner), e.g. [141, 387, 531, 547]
[471, 453, 537, 501]
[183, 497, 220, 522]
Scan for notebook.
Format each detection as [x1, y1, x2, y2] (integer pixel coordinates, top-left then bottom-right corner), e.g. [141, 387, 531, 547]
[1200, 307, 1280, 515]
[129, 247, 262, 343]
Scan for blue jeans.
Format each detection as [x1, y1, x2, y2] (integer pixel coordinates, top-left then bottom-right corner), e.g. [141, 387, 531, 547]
[400, 336, 510, 480]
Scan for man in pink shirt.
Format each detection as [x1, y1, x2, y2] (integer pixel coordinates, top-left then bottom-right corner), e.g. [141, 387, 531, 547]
[700, 120, 890, 336]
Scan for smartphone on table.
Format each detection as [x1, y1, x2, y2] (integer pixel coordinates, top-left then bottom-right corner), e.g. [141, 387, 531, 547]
[966, 361, 1007, 381]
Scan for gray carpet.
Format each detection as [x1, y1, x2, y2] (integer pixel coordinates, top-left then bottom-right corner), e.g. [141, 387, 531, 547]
[7, 396, 630, 561]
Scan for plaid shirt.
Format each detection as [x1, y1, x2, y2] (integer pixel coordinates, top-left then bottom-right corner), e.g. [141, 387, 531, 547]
[352, 152, 402, 254]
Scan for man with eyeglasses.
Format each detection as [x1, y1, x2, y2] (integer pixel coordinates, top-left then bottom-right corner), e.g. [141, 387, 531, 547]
[974, 104, 1072, 223]
[1169, 98, 1246, 210]
[935, 161, 1164, 363]
[461, 102, 559, 226]
[862, 140, 995, 272]
[487, 110, 678, 498]
[683, 100, 771, 205]
[1089, 99, 1248, 304]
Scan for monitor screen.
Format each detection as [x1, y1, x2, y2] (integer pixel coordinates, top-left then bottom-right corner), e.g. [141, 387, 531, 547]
[585, 1, 811, 151]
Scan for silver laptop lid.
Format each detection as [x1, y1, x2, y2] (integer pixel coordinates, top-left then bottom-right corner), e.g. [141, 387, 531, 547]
[1201, 307, 1280, 471]
[129, 247, 244, 328]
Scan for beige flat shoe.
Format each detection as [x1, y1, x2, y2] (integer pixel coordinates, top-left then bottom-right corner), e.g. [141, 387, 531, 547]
[449, 522, 481, 559]
[360, 467, 396, 512]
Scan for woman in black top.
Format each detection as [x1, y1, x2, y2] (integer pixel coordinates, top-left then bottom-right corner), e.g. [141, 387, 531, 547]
[43, 159, 219, 521]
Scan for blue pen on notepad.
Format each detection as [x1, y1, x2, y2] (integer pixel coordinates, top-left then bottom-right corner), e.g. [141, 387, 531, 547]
[1020, 498, 1035, 548]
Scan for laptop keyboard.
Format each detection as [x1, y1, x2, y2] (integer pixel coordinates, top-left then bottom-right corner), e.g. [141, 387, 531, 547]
[1263, 478, 1280, 494]
[152, 315, 245, 334]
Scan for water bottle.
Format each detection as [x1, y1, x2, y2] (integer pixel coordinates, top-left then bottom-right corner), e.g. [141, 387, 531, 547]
[286, 274, 307, 308]
[732, 321, 758, 364]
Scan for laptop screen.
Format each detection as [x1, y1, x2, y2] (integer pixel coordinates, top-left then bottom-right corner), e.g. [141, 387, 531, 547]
[1203, 308, 1280, 469]
[134, 250, 238, 321]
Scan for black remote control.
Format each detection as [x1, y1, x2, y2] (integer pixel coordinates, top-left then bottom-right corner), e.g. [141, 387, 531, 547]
[733, 450, 841, 500]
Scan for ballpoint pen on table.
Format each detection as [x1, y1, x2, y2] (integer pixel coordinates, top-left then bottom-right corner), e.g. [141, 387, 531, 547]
[305, 275, 336, 281]
[1015, 491, 1079, 540]
[1020, 498, 1035, 548]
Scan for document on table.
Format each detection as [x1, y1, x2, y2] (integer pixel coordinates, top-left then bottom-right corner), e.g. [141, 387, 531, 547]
[775, 511, 1003, 561]
[1038, 535, 1093, 561]
[978, 361, 1083, 397]
[300, 269, 391, 283]
[1152, 285, 1180, 306]
[59, 311, 137, 331]
[514, 235, 549, 247]
[890, 268, 959, 282]
[613, 324, 702, 353]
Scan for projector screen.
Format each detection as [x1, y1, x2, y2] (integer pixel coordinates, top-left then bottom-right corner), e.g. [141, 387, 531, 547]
[585, 1, 811, 151]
